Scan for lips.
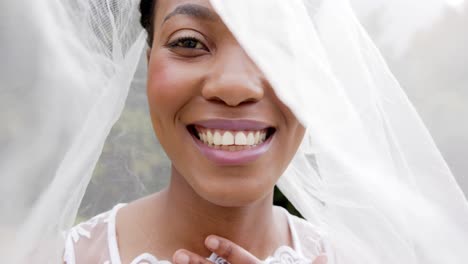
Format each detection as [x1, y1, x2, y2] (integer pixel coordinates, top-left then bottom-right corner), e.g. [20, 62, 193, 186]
[186, 119, 276, 165]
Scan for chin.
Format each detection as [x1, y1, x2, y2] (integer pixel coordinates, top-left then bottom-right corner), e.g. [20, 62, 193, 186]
[192, 178, 275, 208]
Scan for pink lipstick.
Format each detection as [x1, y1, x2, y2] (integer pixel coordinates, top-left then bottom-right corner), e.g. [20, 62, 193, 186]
[187, 119, 276, 166]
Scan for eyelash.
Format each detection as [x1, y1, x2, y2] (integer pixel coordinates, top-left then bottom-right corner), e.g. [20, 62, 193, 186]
[168, 36, 208, 50]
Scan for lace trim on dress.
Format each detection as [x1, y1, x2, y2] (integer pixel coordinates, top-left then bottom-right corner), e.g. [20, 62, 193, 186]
[208, 246, 310, 264]
[64, 209, 114, 264]
[265, 246, 311, 264]
[130, 253, 170, 264]
[64, 204, 322, 264]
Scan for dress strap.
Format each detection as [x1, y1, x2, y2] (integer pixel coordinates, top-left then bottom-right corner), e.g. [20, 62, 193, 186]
[64, 229, 77, 264]
[107, 203, 127, 264]
[278, 206, 304, 257]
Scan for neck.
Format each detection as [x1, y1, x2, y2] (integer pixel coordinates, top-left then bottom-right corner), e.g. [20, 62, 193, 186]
[154, 166, 287, 259]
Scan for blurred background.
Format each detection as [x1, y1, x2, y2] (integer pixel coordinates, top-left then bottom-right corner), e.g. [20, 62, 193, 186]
[352, 0, 468, 197]
[80, 0, 468, 220]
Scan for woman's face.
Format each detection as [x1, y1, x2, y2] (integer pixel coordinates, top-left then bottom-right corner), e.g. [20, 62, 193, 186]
[147, 0, 305, 206]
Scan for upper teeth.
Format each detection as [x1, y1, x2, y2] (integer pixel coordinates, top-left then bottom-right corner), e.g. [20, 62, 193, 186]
[197, 129, 267, 146]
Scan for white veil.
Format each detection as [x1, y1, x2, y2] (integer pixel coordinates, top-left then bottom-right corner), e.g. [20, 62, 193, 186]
[1, 0, 145, 262]
[210, 1, 468, 263]
[1, 0, 467, 263]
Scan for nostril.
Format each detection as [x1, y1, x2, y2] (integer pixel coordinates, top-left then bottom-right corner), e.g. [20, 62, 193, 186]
[240, 98, 259, 105]
[206, 96, 225, 104]
[201, 76, 264, 107]
[206, 96, 259, 107]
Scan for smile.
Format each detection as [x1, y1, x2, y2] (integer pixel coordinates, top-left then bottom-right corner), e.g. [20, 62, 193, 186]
[193, 127, 269, 149]
[187, 120, 276, 165]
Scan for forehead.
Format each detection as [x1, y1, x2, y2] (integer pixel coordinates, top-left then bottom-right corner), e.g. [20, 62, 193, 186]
[153, 0, 222, 31]
[155, 0, 215, 19]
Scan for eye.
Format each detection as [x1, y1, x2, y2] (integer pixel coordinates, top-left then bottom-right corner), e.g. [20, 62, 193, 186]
[169, 37, 207, 50]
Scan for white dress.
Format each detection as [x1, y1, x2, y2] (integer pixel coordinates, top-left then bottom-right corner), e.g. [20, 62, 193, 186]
[63, 204, 329, 264]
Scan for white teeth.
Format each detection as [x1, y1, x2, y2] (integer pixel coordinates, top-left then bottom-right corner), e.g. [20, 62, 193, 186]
[222, 131, 234, 145]
[213, 131, 222, 145]
[196, 128, 269, 147]
[254, 131, 260, 144]
[247, 133, 255, 145]
[235, 132, 247, 145]
[207, 131, 213, 145]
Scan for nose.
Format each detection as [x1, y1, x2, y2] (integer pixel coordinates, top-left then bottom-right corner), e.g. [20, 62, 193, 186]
[201, 46, 264, 107]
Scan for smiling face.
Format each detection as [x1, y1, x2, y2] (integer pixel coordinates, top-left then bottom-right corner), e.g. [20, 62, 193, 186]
[146, 0, 305, 207]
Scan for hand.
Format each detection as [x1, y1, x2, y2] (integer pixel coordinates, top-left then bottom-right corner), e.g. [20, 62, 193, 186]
[172, 235, 328, 264]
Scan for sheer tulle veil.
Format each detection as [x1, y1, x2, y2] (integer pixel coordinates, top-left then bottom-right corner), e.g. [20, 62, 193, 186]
[1, 0, 467, 263]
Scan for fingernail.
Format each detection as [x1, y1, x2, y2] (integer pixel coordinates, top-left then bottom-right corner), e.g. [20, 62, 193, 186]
[206, 237, 220, 250]
[175, 252, 190, 264]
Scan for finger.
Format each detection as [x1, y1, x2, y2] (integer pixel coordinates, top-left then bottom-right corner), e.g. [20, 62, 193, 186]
[173, 249, 213, 264]
[312, 255, 328, 264]
[205, 235, 260, 264]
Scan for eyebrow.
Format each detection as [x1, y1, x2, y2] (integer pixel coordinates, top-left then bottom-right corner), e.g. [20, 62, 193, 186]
[163, 4, 217, 24]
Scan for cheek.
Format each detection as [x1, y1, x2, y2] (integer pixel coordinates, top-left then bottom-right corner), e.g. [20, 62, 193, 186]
[290, 123, 306, 148]
[147, 57, 183, 117]
[276, 106, 306, 169]
[146, 54, 204, 120]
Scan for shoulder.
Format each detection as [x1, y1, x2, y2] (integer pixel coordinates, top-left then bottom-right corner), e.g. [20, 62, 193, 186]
[64, 204, 124, 264]
[282, 208, 329, 260]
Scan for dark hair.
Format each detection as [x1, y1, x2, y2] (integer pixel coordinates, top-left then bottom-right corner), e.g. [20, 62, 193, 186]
[140, 0, 157, 46]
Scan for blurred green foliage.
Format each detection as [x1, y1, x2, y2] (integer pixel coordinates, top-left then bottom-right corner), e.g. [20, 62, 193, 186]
[273, 186, 302, 218]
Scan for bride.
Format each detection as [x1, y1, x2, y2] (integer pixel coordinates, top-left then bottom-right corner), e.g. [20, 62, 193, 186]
[2, 0, 467, 263]
[64, 1, 327, 263]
